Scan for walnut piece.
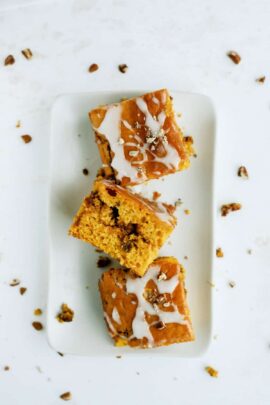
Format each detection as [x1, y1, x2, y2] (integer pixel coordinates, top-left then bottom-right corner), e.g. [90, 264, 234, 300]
[56, 304, 74, 323]
[205, 366, 219, 377]
[227, 51, 241, 64]
[32, 321, 43, 331]
[238, 166, 249, 178]
[21, 134, 32, 144]
[118, 64, 128, 73]
[216, 247, 224, 258]
[4, 55, 15, 66]
[97, 256, 112, 268]
[221, 203, 242, 216]
[88, 63, 99, 73]
[21, 48, 33, 60]
[60, 392, 72, 401]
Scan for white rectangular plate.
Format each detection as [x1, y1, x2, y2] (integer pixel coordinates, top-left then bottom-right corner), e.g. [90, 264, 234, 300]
[47, 91, 216, 357]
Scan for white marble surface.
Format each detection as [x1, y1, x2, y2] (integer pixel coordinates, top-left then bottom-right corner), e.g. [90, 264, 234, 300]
[0, 0, 270, 404]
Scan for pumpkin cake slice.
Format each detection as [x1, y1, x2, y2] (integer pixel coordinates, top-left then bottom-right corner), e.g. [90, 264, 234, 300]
[69, 180, 176, 276]
[99, 257, 194, 348]
[89, 88, 191, 186]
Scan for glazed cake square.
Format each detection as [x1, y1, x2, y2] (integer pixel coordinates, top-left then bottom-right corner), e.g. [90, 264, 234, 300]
[69, 180, 176, 276]
[89, 89, 191, 186]
[99, 257, 194, 348]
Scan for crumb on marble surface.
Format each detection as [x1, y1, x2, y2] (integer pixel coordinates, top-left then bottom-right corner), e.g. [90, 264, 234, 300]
[205, 366, 219, 378]
[34, 308, 42, 316]
[82, 168, 89, 176]
[184, 209, 190, 215]
[16, 120, 21, 128]
[216, 247, 224, 258]
[207, 281, 215, 288]
[228, 281, 236, 288]
[174, 198, 182, 207]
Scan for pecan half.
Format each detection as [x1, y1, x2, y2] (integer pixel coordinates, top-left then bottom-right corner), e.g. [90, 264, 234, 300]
[227, 51, 241, 64]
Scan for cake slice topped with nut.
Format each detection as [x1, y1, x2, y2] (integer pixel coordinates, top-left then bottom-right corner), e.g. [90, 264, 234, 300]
[89, 89, 191, 186]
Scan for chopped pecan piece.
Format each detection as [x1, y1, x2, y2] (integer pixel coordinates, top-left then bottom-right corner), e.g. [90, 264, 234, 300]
[221, 203, 242, 216]
[4, 55, 15, 66]
[216, 248, 224, 258]
[238, 166, 249, 178]
[152, 191, 161, 201]
[32, 321, 43, 331]
[60, 392, 72, 401]
[21, 134, 32, 144]
[256, 76, 265, 83]
[227, 51, 241, 64]
[21, 48, 33, 60]
[19, 287, 27, 295]
[9, 278, 20, 287]
[56, 304, 74, 323]
[118, 64, 128, 73]
[88, 63, 99, 73]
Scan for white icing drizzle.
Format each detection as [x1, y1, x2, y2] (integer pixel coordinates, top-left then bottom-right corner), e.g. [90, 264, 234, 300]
[122, 119, 133, 131]
[126, 264, 186, 346]
[152, 96, 159, 105]
[101, 180, 174, 226]
[112, 307, 121, 324]
[94, 105, 139, 182]
[161, 90, 167, 105]
[104, 312, 117, 335]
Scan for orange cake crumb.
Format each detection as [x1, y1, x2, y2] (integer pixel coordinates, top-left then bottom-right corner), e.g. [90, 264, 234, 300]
[205, 366, 219, 378]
